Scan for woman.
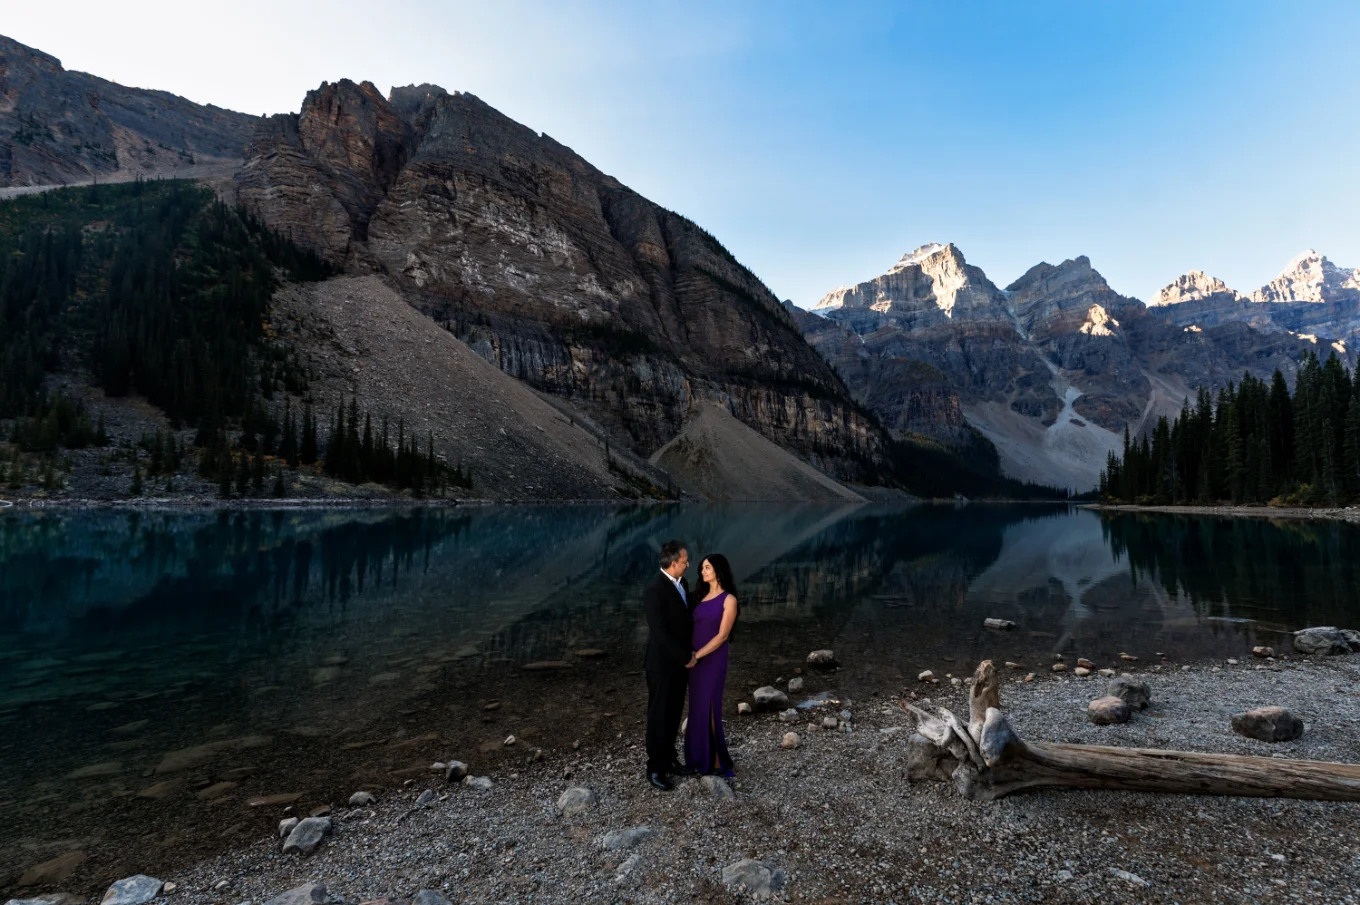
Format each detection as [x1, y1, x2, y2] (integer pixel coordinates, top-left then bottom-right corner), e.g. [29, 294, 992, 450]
[684, 553, 738, 776]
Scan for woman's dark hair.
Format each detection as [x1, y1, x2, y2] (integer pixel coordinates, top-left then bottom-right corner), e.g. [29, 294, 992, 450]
[698, 553, 737, 601]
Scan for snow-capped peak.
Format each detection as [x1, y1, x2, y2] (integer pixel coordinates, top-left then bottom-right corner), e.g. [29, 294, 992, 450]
[891, 243, 948, 271]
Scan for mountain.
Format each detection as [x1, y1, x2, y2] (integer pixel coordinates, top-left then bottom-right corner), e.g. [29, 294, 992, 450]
[232, 78, 892, 486]
[0, 35, 256, 187]
[804, 244, 1344, 491]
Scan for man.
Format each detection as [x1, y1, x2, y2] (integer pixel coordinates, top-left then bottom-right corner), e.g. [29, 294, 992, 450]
[642, 539, 695, 791]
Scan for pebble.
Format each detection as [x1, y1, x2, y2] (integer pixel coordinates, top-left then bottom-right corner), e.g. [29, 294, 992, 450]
[100, 876, 164, 905]
[787, 676, 804, 693]
[777, 708, 799, 723]
[1076, 658, 1094, 669]
[556, 786, 597, 817]
[1111, 868, 1150, 887]
[917, 670, 934, 682]
[1097, 668, 1116, 677]
[1004, 661, 1023, 669]
[1226, 658, 1239, 666]
[806, 649, 837, 668]
[1052, 663, 1068, 673]
[1073, 667, 1091, 677]
[414, 789, 436, 808]
[821, 716, 839, 729]
[1118, 652, 1139, 661]
[780, 732, 800, 749]
[1253, 646, 1275, 658]
[738, 702, 753, 714]
[503, 735, 516, 746]
[462, 775, 493, 791]
[278, 818, 298, 838]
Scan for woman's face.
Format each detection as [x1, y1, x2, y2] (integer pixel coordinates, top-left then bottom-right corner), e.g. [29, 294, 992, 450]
[701, 559, 716, 584]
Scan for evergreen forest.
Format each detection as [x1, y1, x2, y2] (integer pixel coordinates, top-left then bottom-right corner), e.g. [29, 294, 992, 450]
[1099, 352, 1360, 506]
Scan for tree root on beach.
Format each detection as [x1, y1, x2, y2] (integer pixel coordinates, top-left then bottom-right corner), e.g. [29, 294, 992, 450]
[904, 660, 1360, 803]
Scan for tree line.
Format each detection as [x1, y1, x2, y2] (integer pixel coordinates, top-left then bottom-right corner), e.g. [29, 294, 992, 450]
[1099, 352, 1360, 506]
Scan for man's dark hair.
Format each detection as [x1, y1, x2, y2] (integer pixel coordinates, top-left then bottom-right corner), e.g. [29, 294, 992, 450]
[659, 540, 688, 568]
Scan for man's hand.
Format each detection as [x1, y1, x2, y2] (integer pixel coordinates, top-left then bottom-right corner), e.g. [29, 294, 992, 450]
[686, 652, 698, 668]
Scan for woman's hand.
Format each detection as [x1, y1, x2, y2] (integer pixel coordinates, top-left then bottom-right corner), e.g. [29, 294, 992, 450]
[686, 652, 698, 668]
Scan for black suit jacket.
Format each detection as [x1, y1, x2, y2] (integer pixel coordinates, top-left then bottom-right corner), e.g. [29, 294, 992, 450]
[643, 570, 692, 673]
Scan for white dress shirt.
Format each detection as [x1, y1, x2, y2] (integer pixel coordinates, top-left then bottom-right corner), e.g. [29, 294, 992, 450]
[661, 568, 687, 604]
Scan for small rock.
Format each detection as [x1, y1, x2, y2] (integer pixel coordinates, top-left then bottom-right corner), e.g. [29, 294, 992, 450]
[780, 732, 800, 749]
[1097, 668, 1116, 677]
[462, 775, 492, 791]
[1226, 658, 1239, 665]
[949, 677, 962, 686]
[278, 817, 299, 838]
[262, 883, 329, 905]
[347, 791, 375, 807]
[1073, 667, 1091, 677]
[753, 686, 790, 710]
[556, 786, 597, 817]
[444, 761, 469, 782]
[600, 825, 659, 850]
[503, 735, 516, 746]
[1023, 673, 1034, 683]
[1118, 652, 1139, 661]
[414, 789, 436, 808]
[786, 677, 804, 693]
[806, 650, 837, 668]
[1107, 676, 1151, 710]
[1076, 658, 1094, 669]
[1231, 706, 1304, 742]
[411, 892, 450, 905]
[721, 859, 786, 900]
[777, 708, 798, 723]
[1088, 696, 1132, 726]
[983, 618, 1015, 630]
[1052, 654, 1064, 661]
[101, 876, 164, 905]
[1004, 661, 1023, 669]
[821, 716, 839, 729]
[737, 702, 752, 715]
[917, 670, 934, 682]
[430, 762, 446, 772]
[281, 817, 332, 855]
[211, 882, 228, 892]
[1054, 869, 1075, 883]
[699, 775, 735, 801]
[161, 884, 176, 895]
[1110, 868, 1149, 887]
[1051, 663, 1067, 673]
[1253, 646, 1275, 658]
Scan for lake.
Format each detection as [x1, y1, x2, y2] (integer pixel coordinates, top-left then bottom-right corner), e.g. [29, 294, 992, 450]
[3, 502, 1360, 893]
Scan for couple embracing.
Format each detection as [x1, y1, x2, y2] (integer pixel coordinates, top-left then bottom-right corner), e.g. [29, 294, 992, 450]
[642, 540, 738, 791]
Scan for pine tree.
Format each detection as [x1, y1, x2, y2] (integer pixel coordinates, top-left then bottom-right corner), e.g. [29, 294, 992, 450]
[129, 464, 143, 497]
[300, 401, 317, 465]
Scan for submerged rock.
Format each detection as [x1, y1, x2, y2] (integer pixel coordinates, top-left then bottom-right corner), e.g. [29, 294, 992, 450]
[100, 876, 163, 905]
[1232, 706, 1304, 742]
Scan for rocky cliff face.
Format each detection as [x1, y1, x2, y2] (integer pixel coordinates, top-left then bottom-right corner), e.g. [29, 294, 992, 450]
[805, 245, 1342, 491]
[0, 34, 256, 186]
[238, 81, 883, 479]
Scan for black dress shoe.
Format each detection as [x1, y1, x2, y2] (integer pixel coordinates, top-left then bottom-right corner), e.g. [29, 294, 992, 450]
[647, 771, 674, 791]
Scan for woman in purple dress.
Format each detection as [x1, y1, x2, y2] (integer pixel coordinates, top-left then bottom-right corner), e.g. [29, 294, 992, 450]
[685, 553, 738, 776]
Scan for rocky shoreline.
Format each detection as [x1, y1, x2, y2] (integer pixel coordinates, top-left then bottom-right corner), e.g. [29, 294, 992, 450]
[1088, 503, 1360, 523]
[12, 653, 1360, 905]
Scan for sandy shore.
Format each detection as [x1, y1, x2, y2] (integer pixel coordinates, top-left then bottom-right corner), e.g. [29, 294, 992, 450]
[1088, 503, 1360, 523]
[18, 655, 1359, 905]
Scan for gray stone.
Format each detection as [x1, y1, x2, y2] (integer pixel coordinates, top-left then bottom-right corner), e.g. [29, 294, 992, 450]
[462, 776, 492, 791]
[277, 817, 298, 838]
[262, 883, 330, 905]
[1293, 627, 1360, 656]
[1110, 868, 1149, 887]
[780, 732, 800, 749]
[281, 816, 332, 855]
[599, 825, 659, 850]
[614, 853, 641, 881]
[347, 791, 375, 807]
[1106, 676, 1151, 710]
[821, 716, 839, 729]
[806, 650, 837, 668]
[699, 775, 735, 801]
[443, 760, 469, 782]
[786, 677, 804, 693]
[1231, 706, 1304, 742]
[983, 618, 1015, 630]
[101, 877, 164, 905]
[777, 708, 798, 723]
[1088, 696, 1132, 726]
[737, 702, 752, 715]
[411, 892, 449, 905]
[753, 686, 789, 711]
[414, 789, 436, 808]
[556, 786, 597, 817]
[721, 859, 786, 899]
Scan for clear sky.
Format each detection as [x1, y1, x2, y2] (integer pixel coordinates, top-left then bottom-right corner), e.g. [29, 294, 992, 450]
[7, 1, 1359, 306]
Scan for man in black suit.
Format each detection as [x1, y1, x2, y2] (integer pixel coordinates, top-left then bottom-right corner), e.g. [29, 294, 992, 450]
[642, 539, 695, 791]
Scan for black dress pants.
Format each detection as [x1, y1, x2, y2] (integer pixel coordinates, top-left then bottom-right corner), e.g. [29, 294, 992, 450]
[645, 665, 687, 772]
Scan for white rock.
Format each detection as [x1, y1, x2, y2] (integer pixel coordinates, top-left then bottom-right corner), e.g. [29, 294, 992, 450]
[780, 732, 800, 750]
[1110, 868, 1149, 887]
[737, 702, 752, 715]
[101, 876, 164, 905]
[277, 817, 299, 838]
[347, 791, 375, 807]
[463, 775, 493, 791]
[917, 670, 934, 682]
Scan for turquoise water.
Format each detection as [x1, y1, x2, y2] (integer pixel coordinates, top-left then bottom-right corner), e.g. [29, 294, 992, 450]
[3, 502, 1360, 892]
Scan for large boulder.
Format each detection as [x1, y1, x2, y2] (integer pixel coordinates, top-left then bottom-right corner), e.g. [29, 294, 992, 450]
[1105, 676, 1150, 710]
[1293, 627, 1360, 656]
[1231, 706, 1304, 742]
[753, 686, 790, 711]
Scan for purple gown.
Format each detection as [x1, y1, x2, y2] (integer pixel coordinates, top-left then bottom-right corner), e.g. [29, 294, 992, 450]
[685, 591, 734, 776]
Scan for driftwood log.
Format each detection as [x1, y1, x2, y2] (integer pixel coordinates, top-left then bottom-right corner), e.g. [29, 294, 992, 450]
[905, 660, 1360, 803]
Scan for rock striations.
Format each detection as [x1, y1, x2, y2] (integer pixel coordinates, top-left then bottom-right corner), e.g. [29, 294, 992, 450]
[0, 34, 256, 187]
[804, 244, 1353, 491]
[237, 79, 885, 482]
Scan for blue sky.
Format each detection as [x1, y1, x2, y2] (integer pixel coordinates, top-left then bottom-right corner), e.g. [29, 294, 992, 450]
[9, 1, 1360, 305]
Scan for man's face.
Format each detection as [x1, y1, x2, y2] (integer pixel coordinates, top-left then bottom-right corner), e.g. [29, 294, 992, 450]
[672, 549, 690, 576]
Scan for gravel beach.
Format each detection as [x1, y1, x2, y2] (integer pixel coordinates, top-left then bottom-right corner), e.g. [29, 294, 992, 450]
[34, 655, 1358, 905]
